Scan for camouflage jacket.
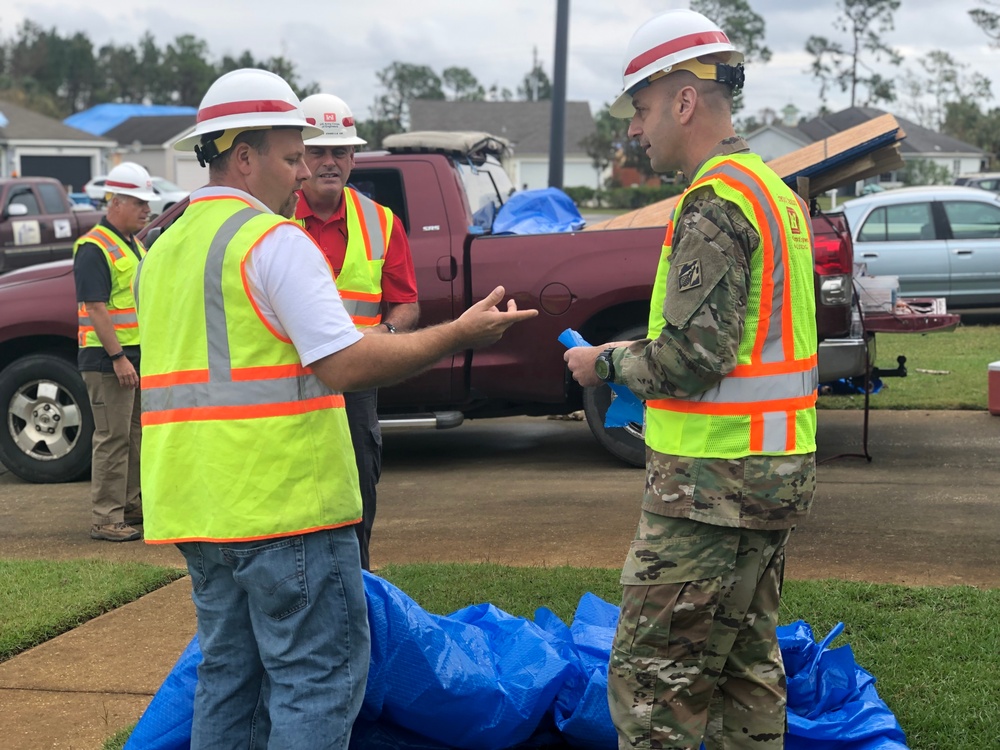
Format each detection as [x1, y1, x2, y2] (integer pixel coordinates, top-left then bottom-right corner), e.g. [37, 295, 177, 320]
[612, 137, 815, 530]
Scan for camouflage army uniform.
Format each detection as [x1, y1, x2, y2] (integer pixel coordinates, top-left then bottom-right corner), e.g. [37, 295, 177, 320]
[604, 137, 816, 750]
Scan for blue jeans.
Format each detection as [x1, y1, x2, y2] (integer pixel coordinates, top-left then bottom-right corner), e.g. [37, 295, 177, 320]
[178, 527, 370, 750]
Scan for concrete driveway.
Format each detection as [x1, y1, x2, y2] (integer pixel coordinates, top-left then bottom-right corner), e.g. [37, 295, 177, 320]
[2, 410, 998, 588]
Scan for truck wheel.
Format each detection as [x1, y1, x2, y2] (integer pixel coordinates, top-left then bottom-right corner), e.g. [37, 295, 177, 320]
[0, 354, 93, 483]
[581, 325, 646, 468]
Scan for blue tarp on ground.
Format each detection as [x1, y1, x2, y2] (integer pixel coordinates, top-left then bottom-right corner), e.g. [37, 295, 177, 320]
[125, 574, 907, 750]
[491, 188, 586, 235]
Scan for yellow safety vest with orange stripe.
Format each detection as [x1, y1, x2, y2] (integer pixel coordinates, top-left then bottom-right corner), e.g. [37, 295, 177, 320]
[645, 152, 818, 458]
[134, 194, 361, 543]
[295, 186, 391, 328]
[72, 225, 145, 349]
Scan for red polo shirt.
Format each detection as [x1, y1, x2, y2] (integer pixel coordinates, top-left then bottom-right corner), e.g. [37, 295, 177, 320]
[294, 189, 418, 304]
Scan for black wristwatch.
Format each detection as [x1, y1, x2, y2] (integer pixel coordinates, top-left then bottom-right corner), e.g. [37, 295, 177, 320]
[109, 350, 127, 361]
[382, 322, 397, 334]
[594, 347, 617, 383]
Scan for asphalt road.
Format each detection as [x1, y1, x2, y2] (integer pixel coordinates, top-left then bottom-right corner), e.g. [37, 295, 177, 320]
[2, 411, 998, 588]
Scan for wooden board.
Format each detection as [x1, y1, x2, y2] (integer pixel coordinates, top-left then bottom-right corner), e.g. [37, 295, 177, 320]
[587, 113, 906, 231]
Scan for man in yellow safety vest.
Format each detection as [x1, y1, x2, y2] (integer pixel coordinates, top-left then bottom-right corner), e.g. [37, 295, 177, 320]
[294, 92, 420, 571]
[73, 161, 156, 542]
[565, 9, 818, 749]
[135, 68, 535, 749]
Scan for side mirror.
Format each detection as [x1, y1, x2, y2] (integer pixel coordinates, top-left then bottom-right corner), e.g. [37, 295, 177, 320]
[144, 226, 163, 247]
[4, 203, 29, 218]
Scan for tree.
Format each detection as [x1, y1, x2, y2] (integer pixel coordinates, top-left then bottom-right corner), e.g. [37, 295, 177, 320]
[690, 0, 771, 63]
[580, 106, 619, 195]
[898, 50, 991, 131]
[442, 66, 485, 101]
[805, 0, 902, 108]
[900, 158, 953, 186]
[517, 48, 552, 101]
[372, 62, 444, 130]
[161, 34, 215, 106]
[970, 1, 1000, 46]
[487, 82, 513, 101]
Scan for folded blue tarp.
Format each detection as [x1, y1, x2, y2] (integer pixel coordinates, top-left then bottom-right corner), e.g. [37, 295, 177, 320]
[125, 574, 907, 750]
[491, 188, 586, 235]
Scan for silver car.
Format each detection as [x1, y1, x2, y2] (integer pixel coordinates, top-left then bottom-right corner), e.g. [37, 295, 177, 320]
[841, 185, 1000, 308]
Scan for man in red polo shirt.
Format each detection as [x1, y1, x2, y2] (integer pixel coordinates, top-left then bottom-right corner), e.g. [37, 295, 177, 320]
[294, 93, 419, 571]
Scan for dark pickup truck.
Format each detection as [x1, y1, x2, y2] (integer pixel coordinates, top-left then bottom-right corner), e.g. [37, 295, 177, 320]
[0, 134, 861, 482]
[0, 177, 103, 274]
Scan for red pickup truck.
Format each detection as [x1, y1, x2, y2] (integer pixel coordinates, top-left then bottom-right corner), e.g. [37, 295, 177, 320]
[0, 135, 860, 482]
[0, 177, 103, 274]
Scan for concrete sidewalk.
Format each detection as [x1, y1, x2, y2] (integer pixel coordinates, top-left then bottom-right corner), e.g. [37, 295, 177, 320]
[0, 578, 195, 750]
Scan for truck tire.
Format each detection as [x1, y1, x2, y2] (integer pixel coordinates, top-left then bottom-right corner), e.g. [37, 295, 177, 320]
[581, 325, 646, 468]
[0, 354, 93, 483]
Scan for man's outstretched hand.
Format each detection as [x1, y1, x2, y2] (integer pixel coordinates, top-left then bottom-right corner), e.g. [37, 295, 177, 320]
[456, 286, 538, 349]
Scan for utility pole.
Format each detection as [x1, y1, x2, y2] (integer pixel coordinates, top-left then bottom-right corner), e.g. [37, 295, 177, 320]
[548, 0, 569, 189]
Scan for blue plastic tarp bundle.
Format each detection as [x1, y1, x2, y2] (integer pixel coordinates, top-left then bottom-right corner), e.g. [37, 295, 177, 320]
[491, 188, 586, 235]
[125, 575, 907, 750]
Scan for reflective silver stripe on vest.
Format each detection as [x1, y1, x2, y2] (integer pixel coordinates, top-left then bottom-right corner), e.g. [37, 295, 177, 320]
[133, 256, 144, 313]
[341, 298, 381, 319]
[696, 162, 787, 364]
[684, 368, 818, 405]
[142, 370, 335, 413]
[353, 190, 386, 261]
[78, 312, 138, 327]
[762, 411, 790, 452]
[143, 207, 341, 418]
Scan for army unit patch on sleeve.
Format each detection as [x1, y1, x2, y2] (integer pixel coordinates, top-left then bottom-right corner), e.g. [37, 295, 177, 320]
[677, 259, 702, 291]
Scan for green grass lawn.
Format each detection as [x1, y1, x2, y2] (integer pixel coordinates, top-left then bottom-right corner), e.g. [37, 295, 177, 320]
[0, 559, 185, 660]
[819, 320, 999, 410]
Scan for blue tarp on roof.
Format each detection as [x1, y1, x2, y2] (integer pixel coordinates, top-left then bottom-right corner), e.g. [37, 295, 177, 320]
[63, 104, 197, 136]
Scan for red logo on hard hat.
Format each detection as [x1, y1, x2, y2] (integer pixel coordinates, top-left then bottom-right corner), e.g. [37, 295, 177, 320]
[343, 116, 355, 127]
[324, 112, 337, 122]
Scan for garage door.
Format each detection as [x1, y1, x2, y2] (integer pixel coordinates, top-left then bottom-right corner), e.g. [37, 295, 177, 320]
[173, 156, 208, 192]
[20, 156, 92, 193]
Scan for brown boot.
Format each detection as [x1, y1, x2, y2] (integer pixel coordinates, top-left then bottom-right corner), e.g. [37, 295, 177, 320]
[90, 523, 142, 542]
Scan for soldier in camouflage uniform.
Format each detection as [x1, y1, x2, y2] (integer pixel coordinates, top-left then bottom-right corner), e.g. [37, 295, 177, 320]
[565, 9, 818, 750]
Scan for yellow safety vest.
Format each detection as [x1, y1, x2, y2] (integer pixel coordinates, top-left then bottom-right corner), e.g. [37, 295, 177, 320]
[134, 194, 361, 543]
[645, 153, 818, 458]
[296, 186, 391, 327]
[73, 225, 145, 348]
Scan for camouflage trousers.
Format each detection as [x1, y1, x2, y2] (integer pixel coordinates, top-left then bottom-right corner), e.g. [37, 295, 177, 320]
[608, 511, 791, 750]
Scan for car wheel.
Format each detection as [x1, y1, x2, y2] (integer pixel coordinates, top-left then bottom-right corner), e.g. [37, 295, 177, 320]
[0, 354, 93, 483]
[581, 324, 646, 468]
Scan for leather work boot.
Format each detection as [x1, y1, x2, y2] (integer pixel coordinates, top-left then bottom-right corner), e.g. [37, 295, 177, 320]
[90, 523, 142, 542]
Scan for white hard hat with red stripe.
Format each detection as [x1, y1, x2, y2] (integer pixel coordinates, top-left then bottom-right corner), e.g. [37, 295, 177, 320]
[301, 94, 367, 147]
[610, 9, 744, 119]
[174, 68, 323, 164]
[104, 162, 158, 202]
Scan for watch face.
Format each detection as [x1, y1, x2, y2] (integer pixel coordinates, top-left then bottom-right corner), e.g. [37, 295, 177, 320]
[595, 356, 611, 381]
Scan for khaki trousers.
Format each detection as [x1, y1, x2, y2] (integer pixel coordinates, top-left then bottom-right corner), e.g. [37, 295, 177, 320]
[83, 372, 141, 525]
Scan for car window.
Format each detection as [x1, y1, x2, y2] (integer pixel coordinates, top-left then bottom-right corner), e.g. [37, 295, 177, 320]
[6, 187, 41, 216]
[857, 202, 933, 242]
[942, 200, 1000, 239]
[38, 183, 67, 213]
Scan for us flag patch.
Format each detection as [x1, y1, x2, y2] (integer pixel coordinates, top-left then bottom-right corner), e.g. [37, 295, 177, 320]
[677, 259, 702, 291]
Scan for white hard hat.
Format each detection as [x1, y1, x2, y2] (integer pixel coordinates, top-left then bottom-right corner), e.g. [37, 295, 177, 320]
[301, 94, 367, 147]
[104, 162, 158, 202]
[174, 68, 323, 163]
[610, 9, 745, 119]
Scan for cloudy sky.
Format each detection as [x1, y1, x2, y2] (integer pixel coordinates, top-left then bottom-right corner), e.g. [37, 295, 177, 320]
[1, 0, 997, 125]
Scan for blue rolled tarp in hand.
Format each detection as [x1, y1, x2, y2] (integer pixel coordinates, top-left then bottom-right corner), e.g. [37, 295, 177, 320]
[125, 574, 907, 750]
[557, 328, 643, 429]
[491, 187, 586, 235]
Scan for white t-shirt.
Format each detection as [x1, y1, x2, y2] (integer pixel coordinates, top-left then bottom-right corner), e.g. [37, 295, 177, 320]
[192, 187, 363, 366]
